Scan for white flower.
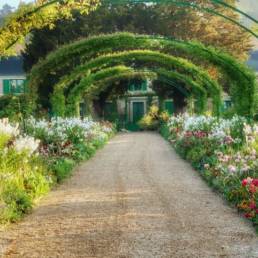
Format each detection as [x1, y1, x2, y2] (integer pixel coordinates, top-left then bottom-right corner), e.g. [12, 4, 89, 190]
[0, 118, 19, 137]
[14, 136, 40, 155]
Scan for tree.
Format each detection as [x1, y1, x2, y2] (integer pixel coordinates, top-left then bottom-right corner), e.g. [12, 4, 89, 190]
[164, 0, 253, 60]
[23, 0, 253, 72]
[0, 4, 14, 25]
[0, 0, 100, 56]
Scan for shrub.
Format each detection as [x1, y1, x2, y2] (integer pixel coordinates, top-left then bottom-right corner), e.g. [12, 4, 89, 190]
[0, 94, 35, 122]
[1, 183, 33, 222]
[52, 158, 75, 183]
[165, 113, 258, 228]
[138, 105, 169, 131]
[0, 119, 50, 222]
[0, 116, 115, 223]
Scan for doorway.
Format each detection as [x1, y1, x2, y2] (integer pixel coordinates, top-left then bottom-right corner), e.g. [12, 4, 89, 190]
[132, 101, 145, 123]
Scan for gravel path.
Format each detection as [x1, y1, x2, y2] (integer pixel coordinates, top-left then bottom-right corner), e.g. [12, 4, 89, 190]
[0, 132, 257, 258]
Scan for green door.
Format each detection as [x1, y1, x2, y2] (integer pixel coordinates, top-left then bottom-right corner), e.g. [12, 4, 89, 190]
[133, 102, 144, 123]
[164, 100, 174, 115]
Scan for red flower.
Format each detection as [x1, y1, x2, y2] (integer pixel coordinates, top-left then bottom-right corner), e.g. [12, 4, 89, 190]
[245, 213, 253, 218]
[242, 179, 248, 187]
[249, 201, 256, 209]
[252, 179, 258, 186]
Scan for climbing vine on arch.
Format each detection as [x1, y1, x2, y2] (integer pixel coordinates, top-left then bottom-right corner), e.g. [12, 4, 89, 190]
[50, 50, 220, 116]
[29, 33, 256, 117]
[59, 65, 208, 116]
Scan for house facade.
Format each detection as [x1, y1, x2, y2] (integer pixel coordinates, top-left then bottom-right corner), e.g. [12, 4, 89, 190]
[0, 57, 27, 96]
[101, 79, 174, 130]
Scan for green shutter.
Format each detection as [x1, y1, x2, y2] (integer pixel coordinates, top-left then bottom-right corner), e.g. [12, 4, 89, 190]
[24, 80, 28, 93]
[142, 81, 147, 91]
[15, 80, 24, 94]
[129, 83, 134, 91]
[3, 80, 10, 94]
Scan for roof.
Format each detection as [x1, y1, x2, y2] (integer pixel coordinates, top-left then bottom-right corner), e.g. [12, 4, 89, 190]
[247, 50, 258, 72]
[0, 56, 25, 76]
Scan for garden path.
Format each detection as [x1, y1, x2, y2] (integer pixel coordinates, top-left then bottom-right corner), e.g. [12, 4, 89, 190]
[0, 132, 257, 257]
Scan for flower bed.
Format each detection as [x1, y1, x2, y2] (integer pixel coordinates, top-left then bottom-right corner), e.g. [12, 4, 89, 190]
[0, 117, 115, 222]
[162, 114, 258, 227]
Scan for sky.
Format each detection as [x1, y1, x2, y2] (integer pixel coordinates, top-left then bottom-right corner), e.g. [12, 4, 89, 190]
[0, 0, 32, 8]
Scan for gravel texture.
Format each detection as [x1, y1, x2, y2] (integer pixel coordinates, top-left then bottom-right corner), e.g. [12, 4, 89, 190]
[0, 132, 257, 257]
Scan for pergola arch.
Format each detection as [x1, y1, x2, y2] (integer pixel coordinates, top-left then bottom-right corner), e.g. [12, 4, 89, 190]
[58, 64, 208, 116]
[29, 33, 256, 116]
[83, 68, 207, 114]
[64, 66, 156, 116]
[51, 50, 218, 116]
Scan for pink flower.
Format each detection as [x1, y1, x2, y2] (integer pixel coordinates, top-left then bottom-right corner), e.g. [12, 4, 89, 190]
[249, 201, 256, 209]
[228, 165, 236, 173]
[249, 184, 256, 194]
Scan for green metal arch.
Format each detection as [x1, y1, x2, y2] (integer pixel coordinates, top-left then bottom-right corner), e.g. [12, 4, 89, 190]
[103, 0, 258, 38]
[4, 0, 258, 52]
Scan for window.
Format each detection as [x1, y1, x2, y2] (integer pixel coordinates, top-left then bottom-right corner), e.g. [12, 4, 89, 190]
[128, 80, 147, 92]
[3, 79, 27, 94]
[224, 100, 232, 109]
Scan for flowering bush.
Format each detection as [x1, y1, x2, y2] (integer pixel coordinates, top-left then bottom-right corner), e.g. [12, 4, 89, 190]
[25, 117, 115, 182]
[138, 105, 169, 130]
[26, 117, 114, 159]
[0, 119, 50, 222]
[164, 114, 258, 227]
[0, 117, 115, 222]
